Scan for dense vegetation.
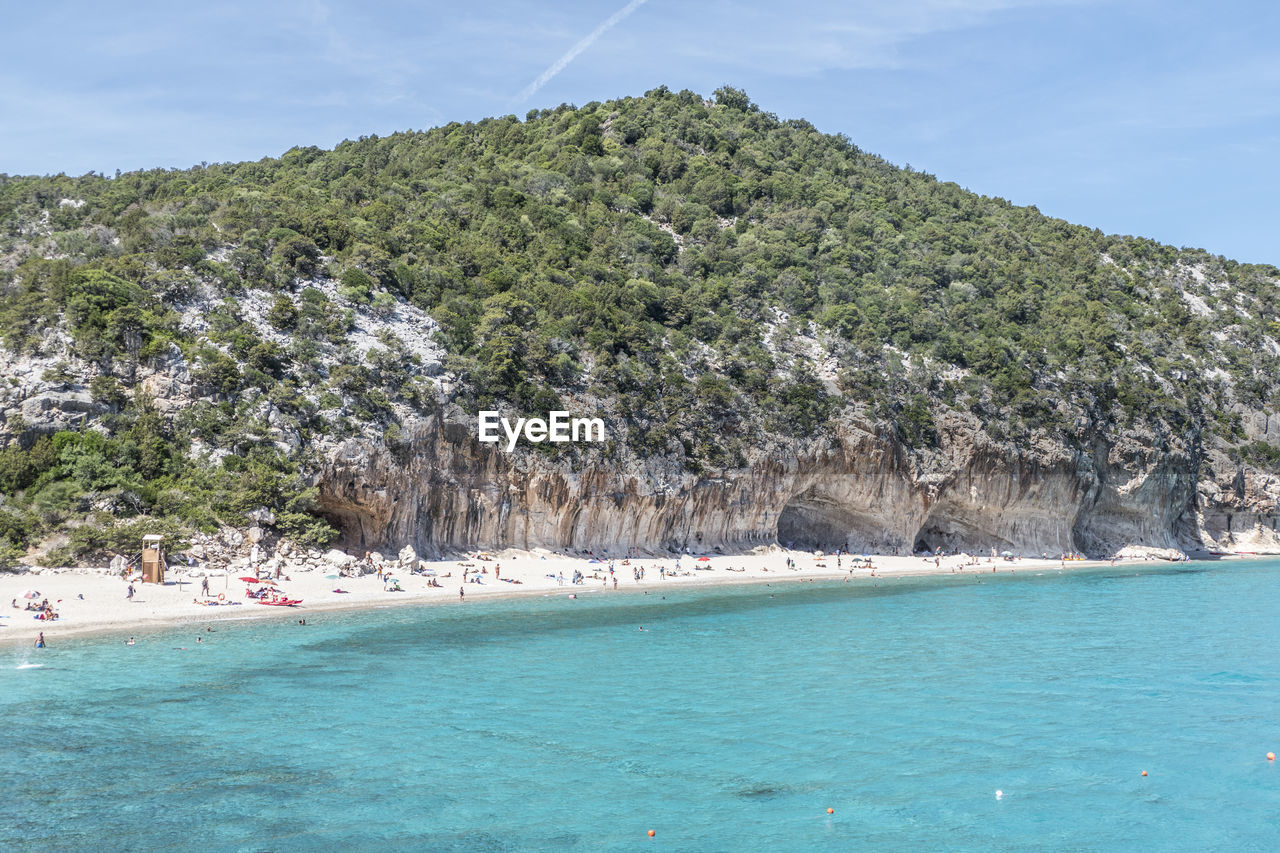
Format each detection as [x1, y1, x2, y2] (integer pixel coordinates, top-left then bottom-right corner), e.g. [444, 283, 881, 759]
[1, 86, 1277, 565]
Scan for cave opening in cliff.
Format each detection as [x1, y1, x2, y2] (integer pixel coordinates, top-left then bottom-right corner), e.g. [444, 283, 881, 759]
[913, 514, 1003, 556]
[318, 508, 362, 551]
[777, 491, 861, 552]
[913, 521, 973, 555]
[314, 492, 377, 554]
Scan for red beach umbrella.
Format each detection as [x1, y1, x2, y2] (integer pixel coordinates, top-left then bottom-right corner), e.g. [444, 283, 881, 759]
[697, 556, 711, 562]
[238, 577, 260, 583]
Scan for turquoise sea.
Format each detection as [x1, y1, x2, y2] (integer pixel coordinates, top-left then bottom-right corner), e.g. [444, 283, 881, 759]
[4, 559, 1280, 851]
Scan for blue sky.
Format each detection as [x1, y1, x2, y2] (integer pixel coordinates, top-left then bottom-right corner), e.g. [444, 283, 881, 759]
[3, 0, 1276, 264]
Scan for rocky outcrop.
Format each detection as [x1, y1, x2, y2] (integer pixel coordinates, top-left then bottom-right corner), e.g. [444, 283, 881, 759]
[0, 350, 104, 433]
[311, 406, 1248, 559]
[19, 389, 101, 430]
[1180, 450, 1280, 553]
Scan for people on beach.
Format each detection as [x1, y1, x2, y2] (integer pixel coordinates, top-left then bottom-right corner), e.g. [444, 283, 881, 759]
[35, 631, 46, 648]
[126, 583, 135, 601]
[459, 586, 465, 600]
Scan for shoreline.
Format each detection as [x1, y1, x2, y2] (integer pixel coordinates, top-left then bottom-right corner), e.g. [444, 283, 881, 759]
[1, 549, 1234, 648]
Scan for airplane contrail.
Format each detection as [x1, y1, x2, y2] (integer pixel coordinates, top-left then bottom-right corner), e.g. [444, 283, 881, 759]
[515, 0, 650, 104]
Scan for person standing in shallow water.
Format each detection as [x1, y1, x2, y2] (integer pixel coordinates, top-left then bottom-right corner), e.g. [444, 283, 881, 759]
[459, 586, 465, 601]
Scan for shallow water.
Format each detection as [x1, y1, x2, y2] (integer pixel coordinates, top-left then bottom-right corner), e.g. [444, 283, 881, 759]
[5, 560, 1280, 851]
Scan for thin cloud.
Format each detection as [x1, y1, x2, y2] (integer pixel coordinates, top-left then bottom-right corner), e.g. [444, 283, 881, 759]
[644, 0, 1094, 76]
[514, 0, 649, 104]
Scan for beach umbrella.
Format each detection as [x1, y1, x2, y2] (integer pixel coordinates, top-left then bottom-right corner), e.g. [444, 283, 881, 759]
[697, 556, 711, 562]
[22, 590, 40, 599]
[1000, 551, 1013, 557]
[238, 576, 260, 583]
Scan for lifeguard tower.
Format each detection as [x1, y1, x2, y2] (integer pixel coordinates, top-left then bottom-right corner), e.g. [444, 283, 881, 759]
[141, 534, 165, 584]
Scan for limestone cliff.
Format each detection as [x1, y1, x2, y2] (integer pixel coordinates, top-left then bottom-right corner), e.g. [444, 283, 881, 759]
[311, 404, 1280, 559]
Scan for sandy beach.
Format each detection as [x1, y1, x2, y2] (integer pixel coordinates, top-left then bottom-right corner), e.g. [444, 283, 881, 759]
[0, 546, 1173, 648]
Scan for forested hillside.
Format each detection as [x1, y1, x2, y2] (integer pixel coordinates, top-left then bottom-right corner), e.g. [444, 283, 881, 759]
[1, 86, 1278, 564]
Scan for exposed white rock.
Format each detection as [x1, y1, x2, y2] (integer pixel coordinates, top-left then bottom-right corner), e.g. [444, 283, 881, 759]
[398, 544, 417, 569]
[323, 549, 353, 566]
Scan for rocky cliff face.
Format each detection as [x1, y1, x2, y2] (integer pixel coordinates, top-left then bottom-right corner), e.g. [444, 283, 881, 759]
[1181, 452, 1280, 553]
[308, 403, 1280, 558]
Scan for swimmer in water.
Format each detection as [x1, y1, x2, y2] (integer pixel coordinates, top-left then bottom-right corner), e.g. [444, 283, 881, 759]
[127, 637, 135, 645]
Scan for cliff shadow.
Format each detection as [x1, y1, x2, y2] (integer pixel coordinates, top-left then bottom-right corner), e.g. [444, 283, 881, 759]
[776, 486, 909, 553]
[912, 515, 1007, 556]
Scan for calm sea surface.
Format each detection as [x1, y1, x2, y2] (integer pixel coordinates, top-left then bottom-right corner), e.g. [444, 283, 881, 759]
[4, 559, 1280, 851]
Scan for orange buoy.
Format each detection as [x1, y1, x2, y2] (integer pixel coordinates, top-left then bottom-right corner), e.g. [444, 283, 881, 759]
[648, 829, 655, 837]
[1141, 771, 1148, 777]
[1269, 752, 1276, 761]
[826, 808, 834, 814]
